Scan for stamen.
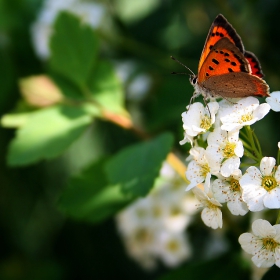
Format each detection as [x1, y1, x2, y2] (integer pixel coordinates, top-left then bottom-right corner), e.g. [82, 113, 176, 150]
[262, 176, 277, 191]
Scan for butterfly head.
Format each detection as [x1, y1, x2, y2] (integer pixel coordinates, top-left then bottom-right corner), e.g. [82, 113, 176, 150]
[190, 75, 197, 86]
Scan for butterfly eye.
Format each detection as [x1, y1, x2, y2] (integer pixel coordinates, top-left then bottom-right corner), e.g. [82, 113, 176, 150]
[190, 76, 197, 85]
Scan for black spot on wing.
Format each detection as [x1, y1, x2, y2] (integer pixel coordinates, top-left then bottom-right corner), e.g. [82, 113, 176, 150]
[212, 58, 219, 65]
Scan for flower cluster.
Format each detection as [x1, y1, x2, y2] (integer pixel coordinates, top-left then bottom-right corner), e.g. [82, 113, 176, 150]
[116, 163, 197, 269]
[181, 94, 280, 270]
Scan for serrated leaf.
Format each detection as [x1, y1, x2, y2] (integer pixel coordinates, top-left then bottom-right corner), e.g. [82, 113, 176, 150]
[49, 12, 98, 88]
[105, 133, 174, 197]
[59, 159, 132, 223]
[88, 60, 127, 115]
[7, 105, 92, 166]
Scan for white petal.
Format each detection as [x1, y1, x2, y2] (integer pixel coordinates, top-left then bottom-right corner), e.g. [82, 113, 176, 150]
[274, 165, 280, 182]
[260, 157, 276, 176]
[263, 188, 280, 209]
[252, 219, 276, 238]
[204, 172, 211, 194]
[275, 247, 280, 267]
[266, 91, 280, 112]
[220, 157, 240, 177]
[227, 199, 248, 216]
[239, 233, 261, 254]
[251, 249, 275, 268]
[252, 103, 270, 121]
[273, 225, 280, 242]
[201, 207, 222, 229]
[234, 140, 244, 157]
[240, 169, 266, 211]
[179, 132, 193, 145]
[192, 187, 208, 204]
[212, 178, 228, 203]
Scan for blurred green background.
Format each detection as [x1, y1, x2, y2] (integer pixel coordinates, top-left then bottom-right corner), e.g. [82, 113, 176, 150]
[1, 0, 280, 279]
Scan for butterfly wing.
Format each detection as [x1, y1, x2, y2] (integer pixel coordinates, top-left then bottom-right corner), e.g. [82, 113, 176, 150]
[198, 37, 250, 83]
[197, 37, 269, 97]
[202, 72, 270, 97]
[198, 14, 244, 72]
[244, 51, 264, 78]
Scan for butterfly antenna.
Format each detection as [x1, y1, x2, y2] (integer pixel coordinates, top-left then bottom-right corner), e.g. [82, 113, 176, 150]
[170, 56, 195, 76]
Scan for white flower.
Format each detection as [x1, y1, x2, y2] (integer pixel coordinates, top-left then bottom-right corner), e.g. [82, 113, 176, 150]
[192, 187, 223, 229]
[155, 231, 191, 267]
[266, 91, 280, 112]
[219, 97, 270, 132]
[180, 102, 219, 145]
[116, 198, 157, 269]
[240, 157, 280, 211]
[185, 147, 213, 192]
[212, 170, 248, 216]
[116, 162, 194, 269]
[239, 219, 280, 268]
[206, 128, 243, 177]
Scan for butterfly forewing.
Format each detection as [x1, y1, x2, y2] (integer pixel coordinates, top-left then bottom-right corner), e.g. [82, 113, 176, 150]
[198, 14, 244, 72]
[198, 37, 250, 83]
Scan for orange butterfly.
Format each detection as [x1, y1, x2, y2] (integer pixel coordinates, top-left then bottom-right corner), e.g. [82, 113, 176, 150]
[173, 14, 270, 101]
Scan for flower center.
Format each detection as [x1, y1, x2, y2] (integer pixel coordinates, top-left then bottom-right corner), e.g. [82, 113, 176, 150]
[240, 113, 253, 123]
[230, 178, 241, 192]
[170, 206, 181, 217]
[200, 163, 210, 177]
[263, 237, 279, 251]
[223, 142, 236, 158]
[200, 115, 211, 130]
[262, 176, 277, 191]
[166, 239, 179, 252]
[152, 205, 162, 218]
[134, 228, 153, 244]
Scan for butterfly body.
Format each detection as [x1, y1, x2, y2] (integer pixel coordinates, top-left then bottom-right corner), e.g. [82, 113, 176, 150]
[190, 14, 269, 100]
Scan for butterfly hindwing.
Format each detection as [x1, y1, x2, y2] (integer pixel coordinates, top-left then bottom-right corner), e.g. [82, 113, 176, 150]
[244, 51, 264, 78]
[198, 14, 244, 72]
[202, 72, 270, 98]
[198, 37, 250, 83]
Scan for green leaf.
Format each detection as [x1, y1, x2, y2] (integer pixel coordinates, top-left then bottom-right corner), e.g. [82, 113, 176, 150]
[105, 133, 174, 197]
[7, 105, 92, 166]
[1, 112, 31, 128]
[49, 12, 99, 88]
[59, 159, 132, 223]
[88, 60, 127, 115]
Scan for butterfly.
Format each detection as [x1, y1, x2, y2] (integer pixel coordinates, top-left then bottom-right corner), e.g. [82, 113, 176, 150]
[172, 14, 270, 102]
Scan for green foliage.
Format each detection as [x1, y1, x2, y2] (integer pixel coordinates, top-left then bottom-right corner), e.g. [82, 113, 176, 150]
[49, 12, 99, 88]
[59, 158, 128, 223]
[59, 133, 173, 223]
[7, 105, 92, 166]
[2, 1, 280, 279]
[106, 133, 174, 196]
[88, 60, 127, 115]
